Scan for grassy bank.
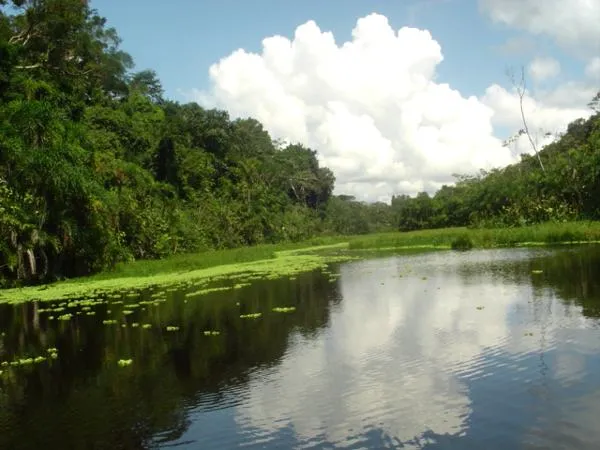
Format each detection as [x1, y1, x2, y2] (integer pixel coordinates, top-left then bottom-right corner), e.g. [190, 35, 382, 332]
[347, 221, 600, 250]
[83, 237, 351, 281]
[2, 221, 600, 304]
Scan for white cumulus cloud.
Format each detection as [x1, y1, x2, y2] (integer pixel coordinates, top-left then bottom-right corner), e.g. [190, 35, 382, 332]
[194, 14, 516, 201]
[481, 83, 593, 154]
[528, 56, 560, 83]
[585, 57, 600, 80]
[479, 0, 600, 58]
[192, 12, 596, 201]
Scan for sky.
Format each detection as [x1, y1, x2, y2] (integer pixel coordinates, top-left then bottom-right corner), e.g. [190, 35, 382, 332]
[92, 0, 600, 202]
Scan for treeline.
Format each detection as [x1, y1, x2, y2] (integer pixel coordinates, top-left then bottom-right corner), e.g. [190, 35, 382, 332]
[392, 109, 600, 231]
[0, 1, 597, 287]
[0, 0, 353, 286]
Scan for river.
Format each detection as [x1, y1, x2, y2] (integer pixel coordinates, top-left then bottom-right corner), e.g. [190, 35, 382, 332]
[1, 246, 599, 449]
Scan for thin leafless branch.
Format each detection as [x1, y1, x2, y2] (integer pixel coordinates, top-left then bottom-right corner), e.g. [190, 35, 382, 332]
[507, 66, 545, 172]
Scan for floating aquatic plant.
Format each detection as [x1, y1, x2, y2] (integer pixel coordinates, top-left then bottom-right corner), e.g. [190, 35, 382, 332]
[531, 270, 543, 274]
[142, 324, 152, 329]
[272, 307, 296, 313]
[0, 249, 354, 304]
[9, 358, 35, 366]
[58, 313, 72, 321]
[185, 286, 232, 298]
[240, 313, 262, 319]
[117, 359, 133, 367]
[203, 330, 220, 336]
[166, 326, 179, 332]
[103, 319, 117, 325]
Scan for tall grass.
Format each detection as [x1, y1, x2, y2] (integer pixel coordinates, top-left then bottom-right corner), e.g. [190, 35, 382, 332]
[348, 221, 600, 250]
[67, 221, 600, 282]
[83, 236, 351, 282]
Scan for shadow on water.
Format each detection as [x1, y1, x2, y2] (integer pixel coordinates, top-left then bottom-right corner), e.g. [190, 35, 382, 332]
[0, 270, 340, 449]
[1, 245, 600, 449]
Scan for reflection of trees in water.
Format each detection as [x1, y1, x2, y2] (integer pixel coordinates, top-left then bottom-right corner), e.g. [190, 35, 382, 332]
[448, 246, 600, 319]
[0, 270, 338, 449]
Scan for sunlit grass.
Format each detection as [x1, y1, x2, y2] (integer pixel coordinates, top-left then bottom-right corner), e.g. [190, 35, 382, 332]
[2, 221, 599, 304]
[347, 221, 600, 250]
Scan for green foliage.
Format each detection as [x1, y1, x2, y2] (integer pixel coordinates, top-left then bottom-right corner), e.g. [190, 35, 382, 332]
[451, 234, 473, 251]
[0, 1, 597, 288]
[325, 196, 395, 235]
[391, 110, 600, 232]
[0, 0, 338, 287]
[348, 221, 600, 250]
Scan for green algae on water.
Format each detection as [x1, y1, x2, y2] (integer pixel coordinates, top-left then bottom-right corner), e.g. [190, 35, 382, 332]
[240, 313, 262, 319]
[0, 250, 354, 304]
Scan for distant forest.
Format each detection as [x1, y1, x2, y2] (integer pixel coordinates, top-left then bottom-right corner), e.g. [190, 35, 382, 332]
[1, 0, 598, 286]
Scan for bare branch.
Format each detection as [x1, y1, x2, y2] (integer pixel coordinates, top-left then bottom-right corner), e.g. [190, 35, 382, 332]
[8, 21, 37, 47]
[508, 65, 545, 172]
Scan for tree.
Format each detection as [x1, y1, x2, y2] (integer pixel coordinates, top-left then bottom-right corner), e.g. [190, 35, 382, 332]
[588, 91, 600, 113]
[130, 69, 164, 103]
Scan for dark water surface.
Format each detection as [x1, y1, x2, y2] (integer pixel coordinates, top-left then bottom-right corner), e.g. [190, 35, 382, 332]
[1, 246, 600, 449]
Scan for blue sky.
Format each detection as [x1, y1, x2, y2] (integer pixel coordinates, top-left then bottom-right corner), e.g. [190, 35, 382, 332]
[90, 0, 597, 200]
[92, 0, 580, 100]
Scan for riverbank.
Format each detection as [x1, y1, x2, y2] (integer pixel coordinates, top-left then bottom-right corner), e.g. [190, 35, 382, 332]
[2, 221, 600, 304]
[347, 221, 600, 250]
